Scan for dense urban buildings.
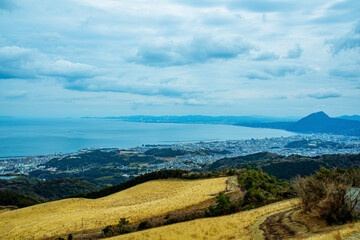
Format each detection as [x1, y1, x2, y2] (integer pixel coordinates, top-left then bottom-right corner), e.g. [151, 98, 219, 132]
[1, 133, 359, 177]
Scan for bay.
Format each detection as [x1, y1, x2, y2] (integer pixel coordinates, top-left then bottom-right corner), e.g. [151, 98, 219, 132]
[0, 118, 293, 157]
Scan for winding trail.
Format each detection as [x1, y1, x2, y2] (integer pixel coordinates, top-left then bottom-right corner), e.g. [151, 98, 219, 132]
[251, 207, 360, 240]
[259, 208, 311, 240]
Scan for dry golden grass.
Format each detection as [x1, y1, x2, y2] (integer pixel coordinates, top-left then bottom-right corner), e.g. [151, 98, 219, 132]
[110, 199, 360, 240]
[0, 209, 10, 214]
[0, 177, 227, 239]
[305, 221, 360, 240]
[109, 199, 299, 240]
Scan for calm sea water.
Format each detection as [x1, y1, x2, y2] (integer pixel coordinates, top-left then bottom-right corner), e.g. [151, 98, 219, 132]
[0, 118, 293, 157]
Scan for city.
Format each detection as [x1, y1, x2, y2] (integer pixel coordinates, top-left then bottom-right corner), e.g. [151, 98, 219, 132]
[1, 133, 360, 177]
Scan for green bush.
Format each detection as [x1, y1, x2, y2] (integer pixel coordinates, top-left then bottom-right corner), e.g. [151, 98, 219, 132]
[206, 192, 233, 216]
[103, 218, 133, 237]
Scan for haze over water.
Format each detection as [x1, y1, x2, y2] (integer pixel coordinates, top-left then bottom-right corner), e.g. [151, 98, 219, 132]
[0, 118, 293, 157]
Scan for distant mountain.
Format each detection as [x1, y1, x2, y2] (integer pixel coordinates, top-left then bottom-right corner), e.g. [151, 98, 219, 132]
[338, 115, 360, 121]
[288, 111, 360, 135]
[236, 111, 360, 136]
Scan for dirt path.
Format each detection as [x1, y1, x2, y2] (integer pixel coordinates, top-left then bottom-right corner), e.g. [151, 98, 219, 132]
[250, 207, 330, 240]
[250, 206, 360, 240]
[259, 208, 312, 240]
[249, 207, 295, 240]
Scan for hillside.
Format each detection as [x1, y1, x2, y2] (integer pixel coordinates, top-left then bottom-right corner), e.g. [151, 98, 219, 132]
[109, 198, 360, 240]
[0, 176, 99, 202]
[0, 178, 227, 239]
[0, 190, 43, 208]
[236, 111, 360, 136]
[203, 152, 360, 180]
[44, 149, 163, 171]
[109, 199, 298, 240]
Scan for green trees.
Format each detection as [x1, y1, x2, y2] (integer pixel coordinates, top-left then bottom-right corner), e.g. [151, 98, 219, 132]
[0, 190, 43, 208]
[207, 168, 291, 215]
[207, 192, 234, 216]
[103, 218, 133, 237]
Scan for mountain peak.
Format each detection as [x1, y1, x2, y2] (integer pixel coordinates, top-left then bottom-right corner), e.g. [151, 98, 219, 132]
[289, 111, 332, 132]
[304, 111, 330, 120]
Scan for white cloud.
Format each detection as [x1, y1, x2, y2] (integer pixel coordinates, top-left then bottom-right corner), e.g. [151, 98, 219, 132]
[130, 35, 254, 67]
[297, 88, 341, 99]
[286, 44, 303, 59]
[252, 51, 279, 61]
[0, 45, 97, 81]
[326, 21, 360, 55]
[0, 0, 359, 117]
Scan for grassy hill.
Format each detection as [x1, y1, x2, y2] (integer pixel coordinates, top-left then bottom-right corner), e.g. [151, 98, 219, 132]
[1, 169, 359, 240]
[0, 178, 227, 239]
[108, 199, 298, 240]
[109, 198, 360, 240]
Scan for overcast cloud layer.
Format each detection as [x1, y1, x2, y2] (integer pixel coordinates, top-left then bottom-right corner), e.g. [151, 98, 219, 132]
[0, 0, 359, 117]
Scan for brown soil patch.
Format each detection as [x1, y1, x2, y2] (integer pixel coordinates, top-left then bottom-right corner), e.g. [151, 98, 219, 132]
[254, 207, 359, 240]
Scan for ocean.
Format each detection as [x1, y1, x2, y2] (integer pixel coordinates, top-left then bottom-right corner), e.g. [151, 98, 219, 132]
[0, 118, 294, 157]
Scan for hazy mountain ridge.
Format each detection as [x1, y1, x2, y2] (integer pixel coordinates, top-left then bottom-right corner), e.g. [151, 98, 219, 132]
[337, 115, 360, 121]
[237, 111, 360, 136]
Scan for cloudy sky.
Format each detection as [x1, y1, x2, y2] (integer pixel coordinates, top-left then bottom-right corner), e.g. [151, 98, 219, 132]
[0, 0, 359, 118]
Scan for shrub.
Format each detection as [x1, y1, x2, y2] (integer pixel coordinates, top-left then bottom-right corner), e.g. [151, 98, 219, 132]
[137, 221, 150, 230]
[206, 192, 237, 216]
[103, 218, 133, 237]
[294, 168, 360, 225]
[243, 189, 266, 207]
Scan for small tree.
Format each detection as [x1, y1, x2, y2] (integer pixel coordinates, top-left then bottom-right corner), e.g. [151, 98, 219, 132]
[207, 192, 233, 216]
[103, 217, 131, 237]
[117, 218, 130, 233]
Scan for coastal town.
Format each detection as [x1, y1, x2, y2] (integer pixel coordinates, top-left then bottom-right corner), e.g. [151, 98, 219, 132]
[1, 133, 360, 177]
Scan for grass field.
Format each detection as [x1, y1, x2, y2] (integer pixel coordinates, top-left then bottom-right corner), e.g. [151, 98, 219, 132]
[0, 177, 227, 239]
[108, 199, 299, 240]
[109, 198, 360, 240]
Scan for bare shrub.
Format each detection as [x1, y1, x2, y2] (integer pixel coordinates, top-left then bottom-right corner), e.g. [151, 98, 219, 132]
[294, 168, 359, 225]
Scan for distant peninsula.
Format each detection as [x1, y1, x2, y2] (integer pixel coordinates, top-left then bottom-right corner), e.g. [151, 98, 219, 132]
[83, 111, 360, 137]
[82, 115, 299, 124]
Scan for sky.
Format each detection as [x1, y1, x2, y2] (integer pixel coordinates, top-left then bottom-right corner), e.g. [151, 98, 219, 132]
[0, 0, 359, 118]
